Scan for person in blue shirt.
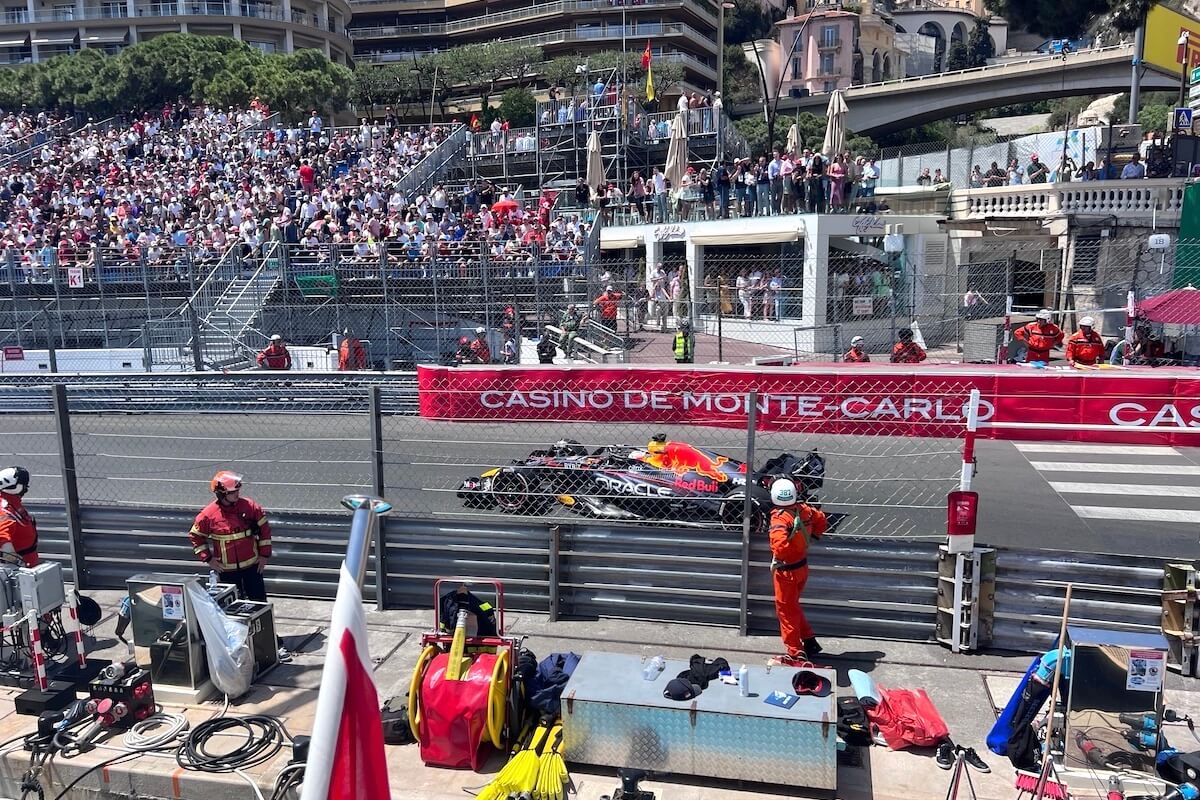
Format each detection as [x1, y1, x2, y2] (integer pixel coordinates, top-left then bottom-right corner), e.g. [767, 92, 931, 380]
[1121, 152, 1146, 179]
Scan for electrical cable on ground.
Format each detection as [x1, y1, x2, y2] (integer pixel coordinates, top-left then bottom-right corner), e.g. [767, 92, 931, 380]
[122, 713, 190, 751]
[176, 715, 286, 773]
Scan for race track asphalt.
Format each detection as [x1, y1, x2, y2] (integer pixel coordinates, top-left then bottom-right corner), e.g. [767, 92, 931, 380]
[3, 412, 1197, 558]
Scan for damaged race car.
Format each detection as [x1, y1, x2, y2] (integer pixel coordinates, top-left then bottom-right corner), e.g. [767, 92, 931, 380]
[457, 434, 826, 533]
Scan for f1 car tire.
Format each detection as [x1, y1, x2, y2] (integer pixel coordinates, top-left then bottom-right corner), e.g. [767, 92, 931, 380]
[719, 492, 768, 536]
[491, 471, 537, 514]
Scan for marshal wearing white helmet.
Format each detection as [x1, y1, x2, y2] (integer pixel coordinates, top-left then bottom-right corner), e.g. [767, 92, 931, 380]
[767, 476, 828, 666]
[1013, 308, 1064, 363]
[1066, 314, 1105, 366]
[0, 466, 39, 567]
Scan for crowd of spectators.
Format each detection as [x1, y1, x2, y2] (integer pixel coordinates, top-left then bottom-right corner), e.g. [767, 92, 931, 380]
[0, 102, 590, 285]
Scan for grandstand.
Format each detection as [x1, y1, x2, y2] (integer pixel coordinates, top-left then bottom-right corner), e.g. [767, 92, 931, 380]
[0, 68, 755, 370]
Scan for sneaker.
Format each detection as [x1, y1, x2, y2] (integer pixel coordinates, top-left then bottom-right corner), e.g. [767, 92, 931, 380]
[935, 742, 955, 770]
[803, 638, 824, 656]
[277, 646, 293, 663]
[959, 747, 990, 773]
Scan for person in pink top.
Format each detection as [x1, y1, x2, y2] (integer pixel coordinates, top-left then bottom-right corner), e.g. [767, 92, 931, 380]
[828, 155, 846, 210]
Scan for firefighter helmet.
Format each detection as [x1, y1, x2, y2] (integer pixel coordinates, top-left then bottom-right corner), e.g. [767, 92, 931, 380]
[210, 470, 243, 496]
[0, 466, 29, 496]
[1080, 316, 1095, 328]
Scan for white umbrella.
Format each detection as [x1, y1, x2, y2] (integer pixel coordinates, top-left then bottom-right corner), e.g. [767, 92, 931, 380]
[821, 90, 849, 158]
[664, 111, 689, 191]
[786, 123, 799, 158]
[586, 129, 604, 193]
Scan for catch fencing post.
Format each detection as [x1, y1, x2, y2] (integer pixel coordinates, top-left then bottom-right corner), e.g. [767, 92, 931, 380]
[738, 391, 759, 636]
[188, 301, 203, 372]
[367, 386, 389, 610]
[548, 525, 561, 622]
[45, 308, 58, 373]
[52, 384, 87, 589]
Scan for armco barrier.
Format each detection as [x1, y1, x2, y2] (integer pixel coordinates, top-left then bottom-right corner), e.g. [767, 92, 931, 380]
[29, 502, 1168, 654]
[0, 374, 419, 414]
[991, 548, 1166, 652]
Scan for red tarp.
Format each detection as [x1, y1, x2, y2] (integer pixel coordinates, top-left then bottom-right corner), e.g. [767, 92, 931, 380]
[1139, 286, 1200, 325]
[868, 687, 951, 750]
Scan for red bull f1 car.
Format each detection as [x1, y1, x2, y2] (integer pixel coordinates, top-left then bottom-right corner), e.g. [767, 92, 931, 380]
[457, 436, 825, 532]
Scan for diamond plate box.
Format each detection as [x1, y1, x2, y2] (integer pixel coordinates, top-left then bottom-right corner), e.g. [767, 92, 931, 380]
[561, 653, 837, 790]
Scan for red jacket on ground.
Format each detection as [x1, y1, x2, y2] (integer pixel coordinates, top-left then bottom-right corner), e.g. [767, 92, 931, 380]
[0, 495, 38, 567]
[257, 343, 292, 370]
[189, 497, 272, 572]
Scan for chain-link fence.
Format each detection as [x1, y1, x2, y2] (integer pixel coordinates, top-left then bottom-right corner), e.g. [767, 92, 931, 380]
[5, 235, 1200, 370]
[4, 380, 971, 541]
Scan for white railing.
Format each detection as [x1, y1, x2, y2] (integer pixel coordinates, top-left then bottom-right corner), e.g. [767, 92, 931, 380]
[949, 178, 1188, 220]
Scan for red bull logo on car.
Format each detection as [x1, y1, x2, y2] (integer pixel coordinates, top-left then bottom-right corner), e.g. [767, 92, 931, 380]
[661, 442, 729, 483]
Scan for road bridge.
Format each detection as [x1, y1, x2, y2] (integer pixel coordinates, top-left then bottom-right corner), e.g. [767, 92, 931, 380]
[738, 44, 1178, 136]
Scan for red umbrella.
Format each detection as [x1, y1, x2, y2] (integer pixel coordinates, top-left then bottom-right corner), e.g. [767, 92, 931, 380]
[1138, 286, 1200, 325]
[490, 198, 519, 214]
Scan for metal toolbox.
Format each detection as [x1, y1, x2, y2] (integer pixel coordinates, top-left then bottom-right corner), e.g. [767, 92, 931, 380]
[560, 653, 837, 790]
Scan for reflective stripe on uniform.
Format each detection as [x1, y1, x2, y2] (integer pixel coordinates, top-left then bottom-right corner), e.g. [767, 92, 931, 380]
[214, 553, 260, 571]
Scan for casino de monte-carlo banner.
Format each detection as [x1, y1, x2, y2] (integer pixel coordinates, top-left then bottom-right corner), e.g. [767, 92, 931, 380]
[417, 364, 1200, 446]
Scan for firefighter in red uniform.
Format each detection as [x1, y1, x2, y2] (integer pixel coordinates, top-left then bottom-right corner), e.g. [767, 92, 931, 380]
[257, 334, 292, 370]
[190, 471, 272, 603]
[1065, 316, 1105, 366]
[1013, 309, 1064, 363]
[0, 466, 39, 567]
[468, 327, 491, 364]
[768, 477, 828, 665]
[338, 328, 367, 370]
[844, 335, 870, 363]
[890, 328, 927, 363]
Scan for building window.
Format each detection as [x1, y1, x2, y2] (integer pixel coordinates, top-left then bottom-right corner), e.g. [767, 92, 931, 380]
[246, 39, 277, 52]
[824, 80, 835, 92]
[791, 55, 803, 79]
[820, 25, 838, 47]
[3, 7, 27, 23]
[52, 4, 74, 19]
[820, 52, 834, 74]
[101, 1, 126, 16]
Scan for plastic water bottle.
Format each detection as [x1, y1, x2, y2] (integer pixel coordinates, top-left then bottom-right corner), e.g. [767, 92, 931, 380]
[208, 570, 219, 591]
[643, 656, 664, 680]
[738, 664, 750, 697]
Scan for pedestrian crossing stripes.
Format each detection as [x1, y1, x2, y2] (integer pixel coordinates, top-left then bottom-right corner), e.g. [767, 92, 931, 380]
[1015, 442, 1200, 526]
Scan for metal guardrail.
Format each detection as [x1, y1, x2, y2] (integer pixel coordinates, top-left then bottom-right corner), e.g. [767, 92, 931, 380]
[0, 376, 420, 413]
[991, 548, 1166, 652]
[29, 500, 1167, 654]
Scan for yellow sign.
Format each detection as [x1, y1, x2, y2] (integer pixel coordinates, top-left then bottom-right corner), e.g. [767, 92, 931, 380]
[1144, 3, 1200, 77]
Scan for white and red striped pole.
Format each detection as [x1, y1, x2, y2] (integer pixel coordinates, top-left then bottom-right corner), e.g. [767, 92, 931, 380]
[65, 588, 87, 669]
[27, 611, 49, 691]
[1124, 289, 1136, 366]
[960, 388, 981, 492]
[998, 295, 1013, 363]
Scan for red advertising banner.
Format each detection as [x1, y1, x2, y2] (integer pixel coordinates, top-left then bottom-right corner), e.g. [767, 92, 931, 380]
[417, 364, 1200, 446]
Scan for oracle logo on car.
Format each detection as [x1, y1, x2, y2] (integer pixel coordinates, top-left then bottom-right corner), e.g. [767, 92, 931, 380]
[1109, 401, 1200, 428]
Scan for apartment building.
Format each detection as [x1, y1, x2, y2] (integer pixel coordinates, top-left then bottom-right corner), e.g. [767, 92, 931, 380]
[774, 1, 906, 96]
[0, 0, 353, 65]
[348, 0, 721, 92]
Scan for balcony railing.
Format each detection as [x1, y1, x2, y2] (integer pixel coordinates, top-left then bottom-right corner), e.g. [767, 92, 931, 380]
[817, 36, 841, 50]
[949, 178, 1187, 221]
[348, 0, 714, 40]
